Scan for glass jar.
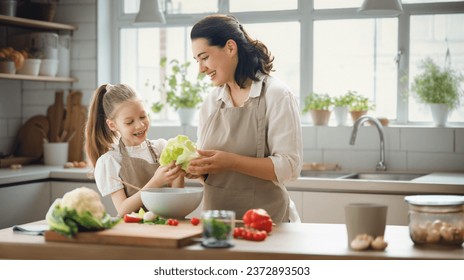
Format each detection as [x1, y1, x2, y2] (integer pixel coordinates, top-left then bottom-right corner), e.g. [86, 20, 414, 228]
[201, 210, 235, 248]
[404, 195, 464, 246]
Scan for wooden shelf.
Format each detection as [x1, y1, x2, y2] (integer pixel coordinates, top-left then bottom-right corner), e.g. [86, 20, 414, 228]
[0, 73, 76, 83]
[0, 15, 77, 31]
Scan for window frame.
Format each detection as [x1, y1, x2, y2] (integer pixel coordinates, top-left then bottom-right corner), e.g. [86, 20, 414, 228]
[108, 0, 464, 126]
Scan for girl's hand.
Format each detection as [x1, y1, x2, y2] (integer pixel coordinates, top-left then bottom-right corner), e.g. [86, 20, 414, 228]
[187, 149, 234, 175]
[149, 161, 184, 187]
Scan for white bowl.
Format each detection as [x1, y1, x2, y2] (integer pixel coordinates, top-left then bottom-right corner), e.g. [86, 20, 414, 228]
[141, 187, 203, 219]
[39, 59, 59, 77]
[17, 58, 41, 76]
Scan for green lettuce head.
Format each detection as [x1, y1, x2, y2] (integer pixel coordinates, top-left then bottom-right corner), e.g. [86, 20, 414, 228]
[159, 135, 198, 170]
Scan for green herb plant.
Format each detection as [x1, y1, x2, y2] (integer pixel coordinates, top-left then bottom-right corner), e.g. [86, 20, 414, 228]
[302, 92, 333, 113]
[160, 57, 211, 110]
[151, 101, 164, 114]
[348, 91, 375, 112]
[203, 218, 232, 241]
[333, 90, 356, 107]
[411, 57, 463, 111]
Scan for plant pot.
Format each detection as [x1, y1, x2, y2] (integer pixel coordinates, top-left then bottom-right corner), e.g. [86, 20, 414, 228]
[350, 110, 367, 123]
[0, 61, 15, 74]
[333, 106, 349, 126]
[310, 109, 331, 126]
[429, 103, 449, 127]
[177, 108, 197, 126]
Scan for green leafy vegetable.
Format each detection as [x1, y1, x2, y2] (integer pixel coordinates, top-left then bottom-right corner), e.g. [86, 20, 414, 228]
[203, 218, 232, 241]
[46, 187, 120, 238]
[159, 135, 198, 170]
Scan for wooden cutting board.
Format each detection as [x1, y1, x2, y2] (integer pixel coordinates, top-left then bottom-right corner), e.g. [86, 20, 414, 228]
[44, 222, 203, 248]
[47, 90, 65, 143]
[63, 90, 87, 162]
[14, 115, 50, 159]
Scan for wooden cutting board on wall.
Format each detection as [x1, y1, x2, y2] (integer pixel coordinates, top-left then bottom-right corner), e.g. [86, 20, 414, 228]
[14, 115, 50, 159]
[63, 90, 87, 162]
[47, 90, 65, 143]
[45, 222, 203, 248]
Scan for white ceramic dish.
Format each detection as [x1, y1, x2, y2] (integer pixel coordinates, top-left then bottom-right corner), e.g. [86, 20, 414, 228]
[17, 58, 41, 76]
[141, 187, 203, 219]
[39, 59, 59, 77]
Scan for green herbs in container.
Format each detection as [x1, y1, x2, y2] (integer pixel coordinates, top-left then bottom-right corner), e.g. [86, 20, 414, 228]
[201, 210, 235, 248]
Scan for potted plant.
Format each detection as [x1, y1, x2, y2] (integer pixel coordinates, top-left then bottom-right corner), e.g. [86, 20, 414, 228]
[302, 92, 333, 126]
[333, 91, 355, 126]
[160, 57, 211, 125]
[410, 57, 463, 126]
[348, 91, 375, 122]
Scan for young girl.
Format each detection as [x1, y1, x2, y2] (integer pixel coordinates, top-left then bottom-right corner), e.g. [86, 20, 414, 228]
[85, 83, 185, 216]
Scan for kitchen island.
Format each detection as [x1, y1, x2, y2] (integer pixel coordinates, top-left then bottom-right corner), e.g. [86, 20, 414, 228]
[0, 221, 462, 260]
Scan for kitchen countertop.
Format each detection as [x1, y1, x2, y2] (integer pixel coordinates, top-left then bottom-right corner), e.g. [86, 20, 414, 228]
[1, 165, 463, 195]
[0, 220, 462, 260]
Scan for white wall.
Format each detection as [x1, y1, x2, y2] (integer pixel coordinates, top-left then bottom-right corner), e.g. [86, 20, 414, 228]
[0, 0, 462, 172]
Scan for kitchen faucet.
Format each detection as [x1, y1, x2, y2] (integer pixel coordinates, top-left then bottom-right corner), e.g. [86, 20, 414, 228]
[349, 115, 387, 171]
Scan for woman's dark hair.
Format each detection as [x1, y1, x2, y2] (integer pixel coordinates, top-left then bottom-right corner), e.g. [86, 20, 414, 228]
[191, 14, 274, 88]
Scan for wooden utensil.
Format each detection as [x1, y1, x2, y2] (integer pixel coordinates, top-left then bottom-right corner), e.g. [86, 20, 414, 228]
[46, 90, 65, 142]
[111, 177, 142, 192]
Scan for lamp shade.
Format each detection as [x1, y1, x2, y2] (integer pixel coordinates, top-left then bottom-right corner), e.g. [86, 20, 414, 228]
[358, 0, 403, 16]
[135, 0, 165, 24]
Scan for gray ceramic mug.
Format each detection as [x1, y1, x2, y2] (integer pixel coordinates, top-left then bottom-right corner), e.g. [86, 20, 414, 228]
[345, 203, 388, 247]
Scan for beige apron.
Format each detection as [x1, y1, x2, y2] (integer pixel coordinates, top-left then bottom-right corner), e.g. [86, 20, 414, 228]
[119, 139, 159, 197]
[199, 79, 290, 222]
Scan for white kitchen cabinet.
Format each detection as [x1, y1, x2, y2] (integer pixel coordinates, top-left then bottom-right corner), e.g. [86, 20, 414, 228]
[0, 181, 50, 229]
[289, 191, 303, 221]
[50, 181, 117, 217]
[301, 191, 409, 226]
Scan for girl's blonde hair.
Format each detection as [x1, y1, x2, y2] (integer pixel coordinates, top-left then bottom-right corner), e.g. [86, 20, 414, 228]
[85, 83, 138, 167]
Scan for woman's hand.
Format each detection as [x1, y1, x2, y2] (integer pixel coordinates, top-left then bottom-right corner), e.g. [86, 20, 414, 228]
[187, 149, 234, 175]
[148, 161, 184, 188]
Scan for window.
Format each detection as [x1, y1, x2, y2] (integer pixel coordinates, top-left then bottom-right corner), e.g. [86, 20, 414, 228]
[111, 0, 464, 125]
[409, 13, 464, 123]
[313, 19, 398, 119]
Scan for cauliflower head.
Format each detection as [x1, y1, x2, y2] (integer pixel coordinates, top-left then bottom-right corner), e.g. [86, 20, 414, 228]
[60, 187, 105, 219]
[46, 186, 120, 237]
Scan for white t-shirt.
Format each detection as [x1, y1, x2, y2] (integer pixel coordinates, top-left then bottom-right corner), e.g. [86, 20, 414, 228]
[197, 74, 303, 222]
[94, 139, 167, 197]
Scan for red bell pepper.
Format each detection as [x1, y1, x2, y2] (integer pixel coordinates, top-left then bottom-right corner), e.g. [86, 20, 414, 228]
[123, 213, 142, 223]
[242, 208, 273, 233]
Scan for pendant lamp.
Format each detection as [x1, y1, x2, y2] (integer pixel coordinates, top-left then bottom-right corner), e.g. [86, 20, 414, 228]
[358, 0, 403, 16]
[135, 0, 166, 24]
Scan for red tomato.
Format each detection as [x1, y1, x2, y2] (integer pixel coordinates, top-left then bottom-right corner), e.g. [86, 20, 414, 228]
[190, 217, 200, 226]
[171, 219, 179, 226]
[123, 213, 142, 223]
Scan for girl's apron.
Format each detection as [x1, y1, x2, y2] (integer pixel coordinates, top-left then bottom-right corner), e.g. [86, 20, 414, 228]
[199, 79, 290, 222]
[118, 139, 159, 197]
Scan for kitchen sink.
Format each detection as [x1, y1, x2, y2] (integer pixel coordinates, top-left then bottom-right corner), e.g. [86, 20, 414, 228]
[300, 170, 351, 179]
[339, 172, 426, 181]
[299, 170, 428, 181]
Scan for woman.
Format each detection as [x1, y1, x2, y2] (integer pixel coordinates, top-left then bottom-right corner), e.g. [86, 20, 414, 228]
[187, 14, 303, 222]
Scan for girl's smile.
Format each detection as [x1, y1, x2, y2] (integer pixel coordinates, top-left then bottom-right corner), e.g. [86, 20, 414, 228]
[107, 100, 149, 146]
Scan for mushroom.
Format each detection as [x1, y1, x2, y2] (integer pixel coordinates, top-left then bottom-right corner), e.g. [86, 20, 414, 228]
[371, 236, 388, 250]
[350, 234, 373, 251]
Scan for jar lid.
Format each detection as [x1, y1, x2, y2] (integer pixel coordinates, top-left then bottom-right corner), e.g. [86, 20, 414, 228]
[404, 195, 464, 206]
